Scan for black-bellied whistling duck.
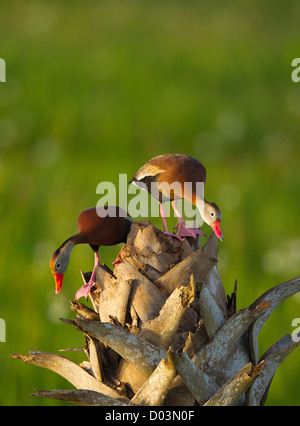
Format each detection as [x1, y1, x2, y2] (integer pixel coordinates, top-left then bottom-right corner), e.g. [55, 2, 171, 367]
[49, 206, 132, 301]
[130, 154, 223, 240]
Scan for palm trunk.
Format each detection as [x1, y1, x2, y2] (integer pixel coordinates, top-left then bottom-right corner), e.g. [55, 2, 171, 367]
[12, 221, 300, 406]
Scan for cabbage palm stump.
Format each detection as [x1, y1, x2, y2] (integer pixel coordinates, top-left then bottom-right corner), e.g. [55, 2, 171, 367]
[12, 221, 300, 406]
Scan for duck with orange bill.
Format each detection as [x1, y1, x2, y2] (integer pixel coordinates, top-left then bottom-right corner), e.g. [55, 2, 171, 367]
[49, 206, 132, 301]
[130, 154, 223, 241]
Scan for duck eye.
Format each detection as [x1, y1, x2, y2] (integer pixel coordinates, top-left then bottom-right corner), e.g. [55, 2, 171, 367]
[210, 212, 215, 217]
[56, 262, 61, 269]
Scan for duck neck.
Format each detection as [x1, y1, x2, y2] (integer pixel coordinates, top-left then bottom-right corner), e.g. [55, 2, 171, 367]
[58, 237, 75, 260]
[193, 185, 207, 222]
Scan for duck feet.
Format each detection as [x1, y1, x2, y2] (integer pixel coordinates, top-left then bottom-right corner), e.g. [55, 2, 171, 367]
[113, 246, 125, 267]
[175, 222, 206, 239]
[75, 280, 96, 301]
[164, 231, 183, 241]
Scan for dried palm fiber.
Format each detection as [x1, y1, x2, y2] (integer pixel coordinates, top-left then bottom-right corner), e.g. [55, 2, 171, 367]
[12, 221, 300, 406]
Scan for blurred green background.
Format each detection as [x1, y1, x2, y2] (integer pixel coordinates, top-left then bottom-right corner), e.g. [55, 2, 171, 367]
[0, 0, 299, 406]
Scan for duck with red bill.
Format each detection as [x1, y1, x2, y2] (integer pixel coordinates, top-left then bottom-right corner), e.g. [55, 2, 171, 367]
[130, 154, 224, 241]
[49, 206, 132, 300]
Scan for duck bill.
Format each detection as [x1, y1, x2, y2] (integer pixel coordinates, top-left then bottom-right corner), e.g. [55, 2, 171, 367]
[53, 273, 64, 294]
[211, 220, 224, 241]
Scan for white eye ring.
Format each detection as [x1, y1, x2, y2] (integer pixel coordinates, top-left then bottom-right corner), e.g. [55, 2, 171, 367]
[56, 262, 61, 269]
[210, 212, 215, 217]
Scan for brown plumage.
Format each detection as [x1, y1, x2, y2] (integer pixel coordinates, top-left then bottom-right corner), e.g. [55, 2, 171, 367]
[49, 206, 132, 300]
[131, 154, 205, 203]
[76, 207, 131, 247]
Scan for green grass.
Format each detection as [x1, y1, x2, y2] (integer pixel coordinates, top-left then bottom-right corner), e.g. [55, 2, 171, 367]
[0, 0, 300, 405]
